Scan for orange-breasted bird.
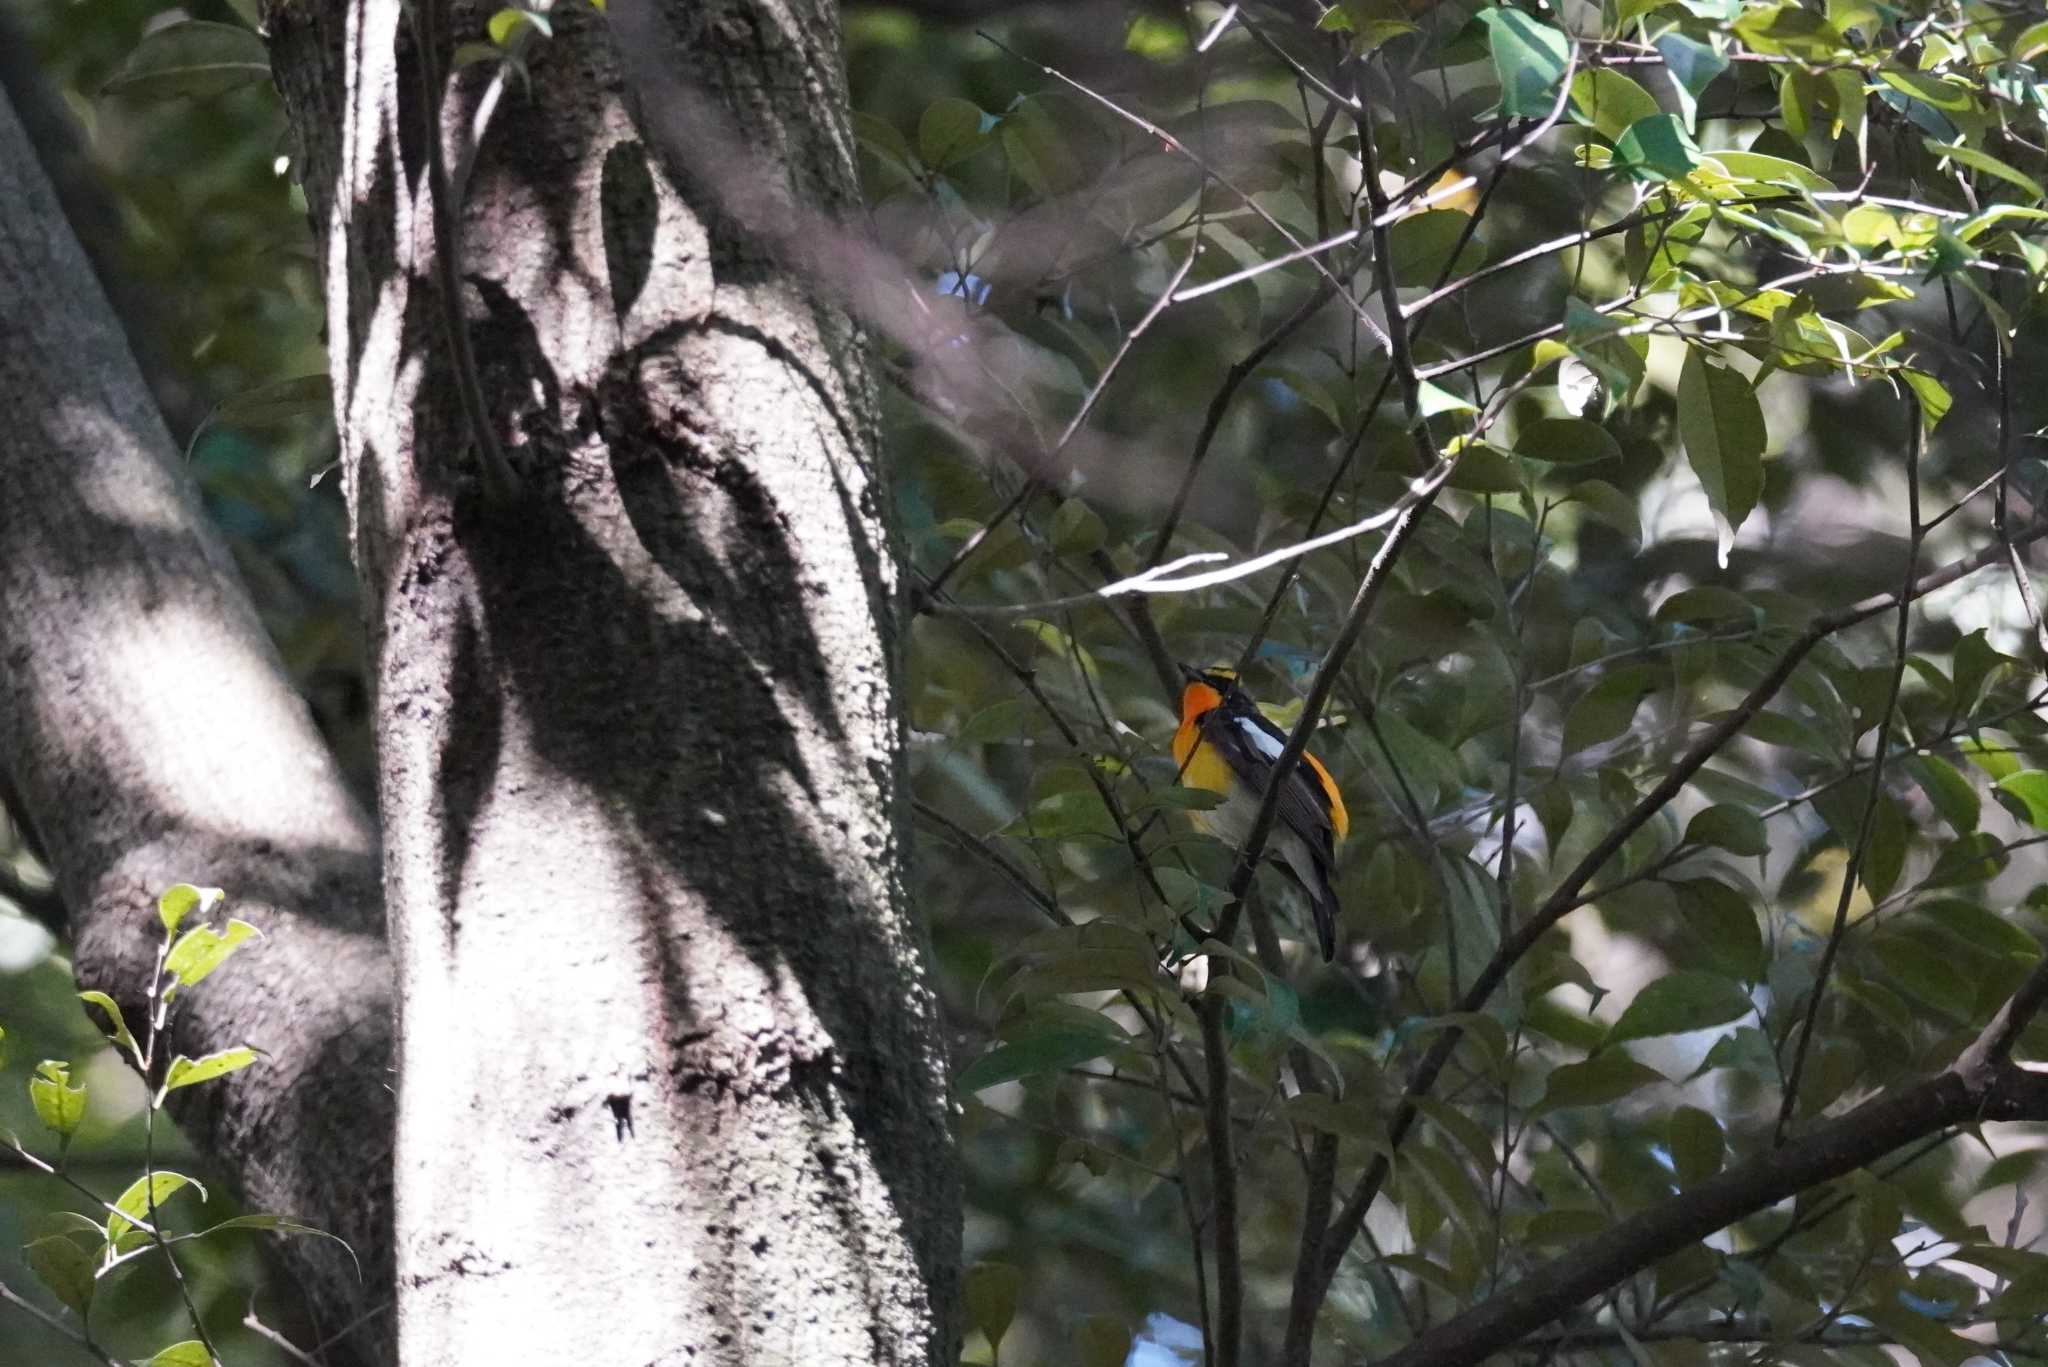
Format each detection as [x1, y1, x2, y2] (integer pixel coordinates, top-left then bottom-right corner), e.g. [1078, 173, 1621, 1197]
[1172, 664, 1350, 960]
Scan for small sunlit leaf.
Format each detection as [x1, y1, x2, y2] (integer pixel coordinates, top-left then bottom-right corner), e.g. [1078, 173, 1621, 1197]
[161, 1046, 262, 1097]
[76, 990, 141, 1065]
[164, 918, 261, 990]
[157, 883, 222, 936]
[107, 1170, 205, 1243]
[29, 1060, 86, 1141]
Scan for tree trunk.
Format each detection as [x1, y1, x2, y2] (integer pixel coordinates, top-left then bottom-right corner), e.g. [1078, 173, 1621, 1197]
[264, 0, 960, 1359]
[0, 78, 394, 1363]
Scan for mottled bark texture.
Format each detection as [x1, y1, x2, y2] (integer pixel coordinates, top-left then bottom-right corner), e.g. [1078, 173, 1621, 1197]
[264, 0, 959, 1359]
[0, 81, 394, 1363]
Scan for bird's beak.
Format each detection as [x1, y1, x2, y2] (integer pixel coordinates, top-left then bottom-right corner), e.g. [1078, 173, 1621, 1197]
[1176, 662, 1204, 684]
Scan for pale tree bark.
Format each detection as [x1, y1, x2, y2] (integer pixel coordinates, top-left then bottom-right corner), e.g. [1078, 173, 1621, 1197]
[264, 0, 959, 1360]
[0, 78, 395, 1364]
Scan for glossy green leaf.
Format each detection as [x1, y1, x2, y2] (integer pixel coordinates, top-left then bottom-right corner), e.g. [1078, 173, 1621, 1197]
[1607, 971, 1752, 1045]
[1907, 754, 1979, 834]
[1480, 9, 1571, 117]
[1571, 69, 1662, 142]
[1613, 114, 1701, 182]
[1997, 770, 2048, 830]
[1653, 33, 1728, 130]
[1677, 348, 1765, 557]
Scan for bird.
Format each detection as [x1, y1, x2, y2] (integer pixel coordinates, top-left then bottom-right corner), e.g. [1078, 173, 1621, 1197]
[1171, 664, 1350, 960]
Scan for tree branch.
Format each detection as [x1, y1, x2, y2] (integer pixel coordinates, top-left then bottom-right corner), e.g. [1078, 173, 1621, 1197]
[1376, 956, 2048, 1367]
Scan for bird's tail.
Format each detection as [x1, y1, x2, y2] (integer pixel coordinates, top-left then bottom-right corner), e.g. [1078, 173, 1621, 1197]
[1275, 833, 1340, 961]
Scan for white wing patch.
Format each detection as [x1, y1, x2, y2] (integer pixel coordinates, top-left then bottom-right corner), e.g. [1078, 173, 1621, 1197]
[1233, 714, 1286, 761]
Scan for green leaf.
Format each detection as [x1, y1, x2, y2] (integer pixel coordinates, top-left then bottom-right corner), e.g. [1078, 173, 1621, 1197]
[1667, 1105, 1724, 1187]
[956, 1026, 1124, 1093]
[108, 1170, 204, 1243]
[1533, 1051, 1666, 1115]
[1906, 755, 1978, 835]
[1387, 210, 1483, 288]
[1516, 417, 1624, 466]
[1878, 68, 1972, 113]
[1732, 4, 1846, 59]
[1674, 878, 1767, 982]
[487, 8, 550, 45]
[1001, 98, 1077, 199]
[1653, 33, 1728, 130]
[157, 883, 221, 936]
[956, 698, 1035, 747]
[1684, 804, 1767, 856]
[963, 1262, 1022, 1352]
[1571, 479, 1639, 540]
[98, 20, 269, 101]
[1873, 934, 1973, 1020]
[23, 1235, 93, 1318]
[1606, 971, 1752, 1045]
[213, 375, 333, 428]
[1131, 786, 1228, 813]
[144, 1343, 214, 1367]
[1049, 497, 1106, 556]
[1676, 348, 1765, 559]
[1480, 9, 1571, 118]
[1896, 369, 1951, 430]
[1613, 114, 1702, 182]
[76, 991, 141, 1065]
[919, 97, 986, 169]
[161, 1046, 261, 1096]
[29, 1060, 86, 1140]
[1074, 1315, 1131, 1367]
[1416, 380, 1476, 416]
[1998, 771, 2048, 830]
[1961, 732, 2020, 783]
[1925, 140, 2045, 202]
[1563, 665, 1658, 755]
[1924, 832, 2008, 889]
[1571, 69, 1661, 142]
[852, 112, 914, 172]
[164, 918, 261, 990]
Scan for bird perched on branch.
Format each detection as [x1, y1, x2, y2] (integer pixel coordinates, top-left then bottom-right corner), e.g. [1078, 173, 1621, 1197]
[1172, 664, 1349, 960]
